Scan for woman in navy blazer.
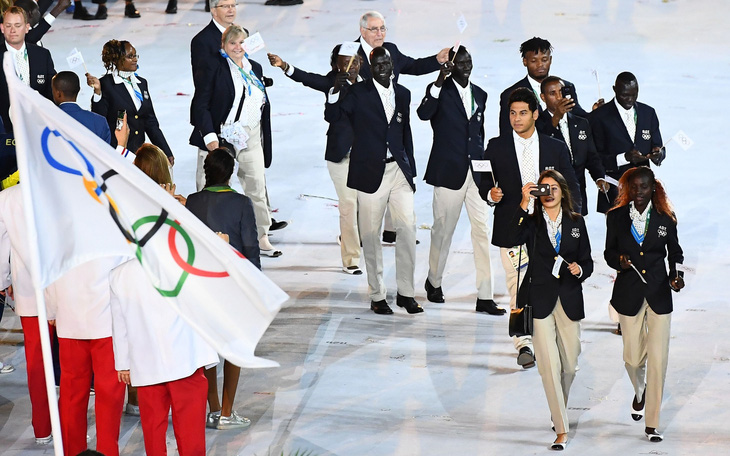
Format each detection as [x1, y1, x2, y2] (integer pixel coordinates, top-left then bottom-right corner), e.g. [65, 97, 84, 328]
[507, 169, 593, 450]
[605, 166, 684, 442]
[87, 40, 173, 163]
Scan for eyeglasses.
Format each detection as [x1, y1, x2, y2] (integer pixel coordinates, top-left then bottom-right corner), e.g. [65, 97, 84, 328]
[125, 54, 140, 60]
[214, 3, 237, 9]
[364, 26, 387, 33]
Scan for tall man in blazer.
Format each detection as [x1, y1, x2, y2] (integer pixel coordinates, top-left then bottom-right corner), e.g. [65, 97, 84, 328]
[589, 72, 664, 213]
[325, 47, 423, 316]
[52, 71, 111, 143]
[417, 46, 503, 315]
[498, 37, 589, 137]
[0, 6, 56, 133]
[536, 76, 609, 215]
[481, 87, 580, 368]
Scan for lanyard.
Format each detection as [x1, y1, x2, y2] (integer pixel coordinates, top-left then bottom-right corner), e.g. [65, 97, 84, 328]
[630, 207, 651, 245]
[221, 51, 267, 101]
[204, 185, 237, 193]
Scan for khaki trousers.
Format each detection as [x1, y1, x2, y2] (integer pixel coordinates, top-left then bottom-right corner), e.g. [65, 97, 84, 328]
[427, 176, 494, 299]
[618, 300, 671, 429]
[327, 155, 361, 268]
[532, 299, 581, 434]
[358, 162, 416, 301]
[499, 247, 531, 350]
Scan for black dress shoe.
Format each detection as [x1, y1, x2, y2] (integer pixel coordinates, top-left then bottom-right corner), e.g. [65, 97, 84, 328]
[270, 218, 288, 231]
[396, 294, 424, 314]
[475, 299, 506, 315]
[382, 230, 396, 243]
[94, 5, 107, 19]
[73, 6, 96, 20]
[165, 0, 177, 13]
[644, 427, 663, 442]
[631, 387, 646, 421]
[370, 300, 393, 315]
[125, 2, 141, 18]
[517, 347, 536, 369]
[424, 279, 444, 303]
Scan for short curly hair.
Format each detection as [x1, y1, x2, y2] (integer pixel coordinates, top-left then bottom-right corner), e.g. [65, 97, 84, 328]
[101, 39, 132, 73]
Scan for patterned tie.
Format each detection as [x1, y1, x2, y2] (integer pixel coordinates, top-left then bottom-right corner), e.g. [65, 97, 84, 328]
[15, 49, 30, 86]
[517, 136, 536, 213]
[383, 88, 395, 123]
[559, 118, 573, 161]
[625, 110, 636, 142]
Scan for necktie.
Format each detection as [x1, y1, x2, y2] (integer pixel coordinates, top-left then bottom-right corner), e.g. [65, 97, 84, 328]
[461, 85, 472, 117]
[625, 110, 636, 141]
[559, 118, 573, 162]
[15, 50, 29, 86]
[383, 88, 395, 123]
[517, 136, 536, 213]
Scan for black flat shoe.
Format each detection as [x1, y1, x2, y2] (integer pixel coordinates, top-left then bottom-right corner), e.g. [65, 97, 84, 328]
[424, 279, 444, 303]
[631, 387, 646, 421]
[517, 347, 536, 369]
[73, 6, 96, 20]
[645, 427, 663, 442]
[370, 300, 393, 315]
[475, 298, 506, 315]
[396, 294, 424, 314]
[125, 2, 141, 18]
[94, 5, 107, 19]
[270, 218, 288, 231]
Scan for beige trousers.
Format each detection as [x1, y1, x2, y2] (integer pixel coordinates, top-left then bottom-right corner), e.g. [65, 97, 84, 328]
[500, 247, 531, 350]
[428, 176, 494, 299]
[532, 299, 581, 434]
[618, 300, 671, 429]
[327, 155, 361, 268]
[358, 162, 416, 301]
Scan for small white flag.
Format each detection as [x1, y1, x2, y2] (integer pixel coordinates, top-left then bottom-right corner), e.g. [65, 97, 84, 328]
[456, 14, 468, 34]
[452, 40, 461, 54]
[66, 48, 84, 69]
[672, 130, 694, 151]
[339, 41, 361, 57]
[243, 32, 266, 55]
[471, 160, 492, 172]
[676, 263, 692, 274]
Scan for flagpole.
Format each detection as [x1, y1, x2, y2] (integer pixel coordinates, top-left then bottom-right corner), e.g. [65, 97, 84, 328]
[4, 54, 64, 456]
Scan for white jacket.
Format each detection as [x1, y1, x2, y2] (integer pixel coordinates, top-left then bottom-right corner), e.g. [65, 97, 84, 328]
[109, 259, 219, 387]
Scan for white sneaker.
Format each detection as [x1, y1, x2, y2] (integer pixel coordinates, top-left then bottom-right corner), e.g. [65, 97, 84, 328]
[0, 362, 15, 374]
[342, 266, 362, 275]
[216, 411, 251, 430]
[35, 435, 52, 445]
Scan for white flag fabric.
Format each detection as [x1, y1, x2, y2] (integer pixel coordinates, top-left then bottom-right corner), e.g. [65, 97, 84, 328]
[243, 32, 266, 55]
[672, 130, 694, 151]
[6, 55, 287, 368]
[66, 48, 84, 69]
[339, 41, 361, 57]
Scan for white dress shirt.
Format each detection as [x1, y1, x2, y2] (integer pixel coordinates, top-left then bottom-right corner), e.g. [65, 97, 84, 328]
[527, 75, 547, 111]
[513, 128, 541, 184]
[615, 98, 637, 167]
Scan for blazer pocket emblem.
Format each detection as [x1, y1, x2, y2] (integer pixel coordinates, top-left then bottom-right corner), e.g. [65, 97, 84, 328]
[578, 130, 587, 140]
[571, 227, 580, 238]
[642, 129, 651, 140]
[36, 74, 45, 85]
[396, 112, 402, 123]
[658, 225, 667, 237]
[544, 166, 555, 171]
[476, 112, 482, 122]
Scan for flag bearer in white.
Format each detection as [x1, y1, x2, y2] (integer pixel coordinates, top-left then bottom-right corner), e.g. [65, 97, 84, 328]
[110, 259, 220, 456]
[45, 257, 128, 456]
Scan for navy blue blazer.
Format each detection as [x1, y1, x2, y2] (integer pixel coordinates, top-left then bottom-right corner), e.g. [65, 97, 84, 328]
[59, 102, 111, 144]
[325, 79, 415, 194]
[508, 208, 593, 320]
[0, 43, 56, 133]
[498, 76, 587, 137]
[536, 111, 605, 215]
[417, 78, 488, 190]
[186, 189, 261, 271]
[190, 20, 223, 123]
[287, 66, 353, 163]
[605, 205, 683, 316]
[589, 100, 662, 212]
[480, 133, 581, 248]
[91, 74, 173, 157]
[189, 55, 273, 168]
[356, 39, 440, 83]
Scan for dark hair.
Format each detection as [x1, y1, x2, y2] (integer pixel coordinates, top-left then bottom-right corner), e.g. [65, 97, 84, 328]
[134, 144, 171, 185]
[52, 71, 81, 99]
[539, 75, 563, 94]
[615, 71, 637, 86]
[610, 166, 676, 223]
[204, 148, 235, 188]
[508, 87, 538, 113]
[447, 45, 470, 61]
[533, 169, 578, 221]
[76, 451, 105, 456]
[329, 44, 362, 71]
[520, 37, 552, 58]
[12, 0, 37, 25]
[101, 40, 132, 73]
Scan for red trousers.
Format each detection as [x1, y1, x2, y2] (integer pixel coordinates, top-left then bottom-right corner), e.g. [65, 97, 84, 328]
[58, 337, 125, 456]
[137, 368, 208, 456]
[20, 316, 54, 438]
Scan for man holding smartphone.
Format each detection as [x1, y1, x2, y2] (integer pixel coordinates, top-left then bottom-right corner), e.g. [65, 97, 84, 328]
[481, 87, 580, 368]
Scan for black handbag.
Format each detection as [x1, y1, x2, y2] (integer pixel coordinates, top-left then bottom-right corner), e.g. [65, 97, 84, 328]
[508, 229, 536, 337]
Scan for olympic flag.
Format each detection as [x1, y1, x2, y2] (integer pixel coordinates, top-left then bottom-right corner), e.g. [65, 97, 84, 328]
[6, 56, 288, 369]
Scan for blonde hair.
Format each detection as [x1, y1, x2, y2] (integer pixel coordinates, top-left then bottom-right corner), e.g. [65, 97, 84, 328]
[221, 24, 248, 48]
[134, 144, 171, 185]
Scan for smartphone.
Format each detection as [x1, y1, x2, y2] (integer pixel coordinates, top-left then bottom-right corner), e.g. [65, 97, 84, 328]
[561, 85, 575, 100]
[530, 183, 551, 197]
[115, 110, 126, 131]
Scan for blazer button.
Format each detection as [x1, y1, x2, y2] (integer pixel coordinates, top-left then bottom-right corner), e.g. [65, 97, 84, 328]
[640, 252, 644, 256]
[554, 256, 558, 260]
[642, 269, 646, 274]
[134, 115, 139, 119]
[468, 138, 472, 141]
[135, 131, 139, 135]
[557, 275, 560, 279]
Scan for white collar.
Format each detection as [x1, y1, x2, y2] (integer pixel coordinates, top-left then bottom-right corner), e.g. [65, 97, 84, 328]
[5, 41, 26, 55]
[453, 79, 471, 95]
[629, 200, 652, 219]
[213, 19, 228, 34]
[113, 71, 141, 85]
[512, 127, 538, 144]
[527, 75, 542, 93]
[614, 98, 635, 116]
[359, 37, 374, 63]
[227, 56, 252, 72]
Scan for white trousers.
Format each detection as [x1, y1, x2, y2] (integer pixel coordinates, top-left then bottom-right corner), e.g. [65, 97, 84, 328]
[532, 299, 581, 434]
[618, 300, 671, 429]
[500, 247, 532, 351]
[358, 162, 416, 301]
[427, 176, 493, 299]
[327, 155, 361, 268]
